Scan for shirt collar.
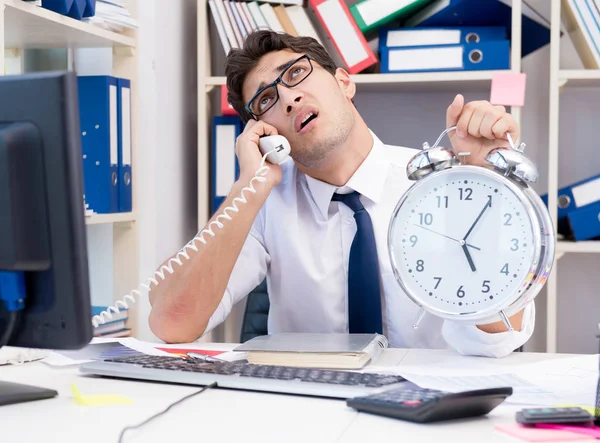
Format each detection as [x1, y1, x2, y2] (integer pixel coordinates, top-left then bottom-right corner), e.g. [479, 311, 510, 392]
[304, 131, 390, 220]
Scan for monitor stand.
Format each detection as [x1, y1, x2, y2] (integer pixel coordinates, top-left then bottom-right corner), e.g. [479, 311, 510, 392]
[0, 380, 57, 406]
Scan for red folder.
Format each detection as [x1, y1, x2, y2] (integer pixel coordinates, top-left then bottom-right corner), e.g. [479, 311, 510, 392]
[221, 85, 237, 116]
[308, 0, 377, 74]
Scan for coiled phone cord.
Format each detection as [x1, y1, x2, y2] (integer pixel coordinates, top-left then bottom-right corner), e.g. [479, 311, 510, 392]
[91, 149, 278, 327]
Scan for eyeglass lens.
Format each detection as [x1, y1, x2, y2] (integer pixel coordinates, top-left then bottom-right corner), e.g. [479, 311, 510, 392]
[249, 57, 312, 115]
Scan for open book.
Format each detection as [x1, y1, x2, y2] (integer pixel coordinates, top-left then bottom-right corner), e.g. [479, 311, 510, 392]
[233, 333, 389, 369]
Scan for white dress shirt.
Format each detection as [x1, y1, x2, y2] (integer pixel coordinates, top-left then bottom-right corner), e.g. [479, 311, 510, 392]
[203, 131, 535, 358]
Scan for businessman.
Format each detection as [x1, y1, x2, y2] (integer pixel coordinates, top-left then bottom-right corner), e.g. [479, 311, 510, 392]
[149, 30, 534, 357]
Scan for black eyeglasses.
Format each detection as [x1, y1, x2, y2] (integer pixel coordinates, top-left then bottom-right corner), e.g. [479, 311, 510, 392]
[245, 55, 314, 119]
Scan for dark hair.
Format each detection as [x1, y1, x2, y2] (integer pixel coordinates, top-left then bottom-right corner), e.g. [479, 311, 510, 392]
[225, 30, 338, 124]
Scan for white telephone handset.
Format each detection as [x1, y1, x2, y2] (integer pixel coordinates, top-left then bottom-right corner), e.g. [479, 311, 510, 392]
[91, 134, 292, 328]
[259, 134, 291, 165]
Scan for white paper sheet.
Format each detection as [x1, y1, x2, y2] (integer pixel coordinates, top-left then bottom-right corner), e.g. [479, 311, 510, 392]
[397, 353, 600, 407]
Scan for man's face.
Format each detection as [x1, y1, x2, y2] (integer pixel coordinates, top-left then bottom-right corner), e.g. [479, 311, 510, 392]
[242, 49, 356, 169]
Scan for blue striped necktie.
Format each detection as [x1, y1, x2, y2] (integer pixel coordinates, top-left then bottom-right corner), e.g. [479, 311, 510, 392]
[332, 191, 383, 334]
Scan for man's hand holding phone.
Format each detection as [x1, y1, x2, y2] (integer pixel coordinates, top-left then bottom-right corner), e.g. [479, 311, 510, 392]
[235, 120, 283, 189]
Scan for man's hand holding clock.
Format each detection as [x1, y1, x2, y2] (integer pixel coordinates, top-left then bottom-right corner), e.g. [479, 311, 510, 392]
[443, 94, 525, 334]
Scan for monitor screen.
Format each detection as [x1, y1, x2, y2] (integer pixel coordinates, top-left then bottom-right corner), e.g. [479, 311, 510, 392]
[0, 71, 93, 351]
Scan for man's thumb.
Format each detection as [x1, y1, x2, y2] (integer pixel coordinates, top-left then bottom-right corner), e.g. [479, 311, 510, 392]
[446, 94, 464, 128]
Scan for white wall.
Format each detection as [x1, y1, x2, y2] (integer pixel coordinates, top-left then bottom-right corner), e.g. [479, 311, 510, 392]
[135, 0, 198, 342]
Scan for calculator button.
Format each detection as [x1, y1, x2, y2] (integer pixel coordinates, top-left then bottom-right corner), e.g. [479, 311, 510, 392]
[402, 400, 422, 406]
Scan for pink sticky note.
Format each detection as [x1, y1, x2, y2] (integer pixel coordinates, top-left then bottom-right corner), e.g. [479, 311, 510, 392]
[490, 72, 527, 107]
[495, 423, 594, 442]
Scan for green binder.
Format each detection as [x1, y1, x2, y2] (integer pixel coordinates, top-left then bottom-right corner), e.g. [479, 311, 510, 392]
[350, 0, 435, 34]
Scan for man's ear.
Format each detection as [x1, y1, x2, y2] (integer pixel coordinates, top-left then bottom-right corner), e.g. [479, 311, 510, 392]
[335, 67, 355, 100]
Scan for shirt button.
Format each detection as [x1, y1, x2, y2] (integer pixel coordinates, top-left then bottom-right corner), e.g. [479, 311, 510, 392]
[346, 217, 353, 225]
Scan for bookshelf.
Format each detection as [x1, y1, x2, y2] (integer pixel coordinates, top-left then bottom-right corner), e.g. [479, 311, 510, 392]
[0, 0, 140, 337]
[545, 0, 600, 353]
[197, 0, 530, 343]
[206, 70, 518, 93]
[85, 212, 137, 226]
[2, 0, 135, 48]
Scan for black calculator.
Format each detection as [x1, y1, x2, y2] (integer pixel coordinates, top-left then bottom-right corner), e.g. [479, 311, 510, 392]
[346, 386, 513, 423]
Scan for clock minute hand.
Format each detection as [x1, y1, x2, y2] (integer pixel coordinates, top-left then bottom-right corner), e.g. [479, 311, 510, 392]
[463, 199, 492, 241]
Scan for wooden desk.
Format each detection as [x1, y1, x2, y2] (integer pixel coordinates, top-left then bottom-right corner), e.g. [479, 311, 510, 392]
[0, 347, 585, 443]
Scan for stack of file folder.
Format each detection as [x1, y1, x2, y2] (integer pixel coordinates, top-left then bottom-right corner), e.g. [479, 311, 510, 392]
[211, 115, 241, 215]
[38, 0, 96, 20]
[378, 26, 510, 73]
[78, 75, 132, 215]
[541, 174, 600, 241]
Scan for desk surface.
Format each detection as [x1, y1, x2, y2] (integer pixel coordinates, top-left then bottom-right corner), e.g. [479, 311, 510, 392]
[0, 346, 590, 443]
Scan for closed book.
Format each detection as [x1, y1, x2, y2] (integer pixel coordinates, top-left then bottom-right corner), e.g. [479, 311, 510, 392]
[562, 0, 600, 69]
[404, 0, 552, 58]
[350, 0, 435, 34]
[233, 333, 389, 369]
[565, 200, 600, 241]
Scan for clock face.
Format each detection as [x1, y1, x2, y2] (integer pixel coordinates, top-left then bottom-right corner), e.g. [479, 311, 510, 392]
[389, 167, 540, 318]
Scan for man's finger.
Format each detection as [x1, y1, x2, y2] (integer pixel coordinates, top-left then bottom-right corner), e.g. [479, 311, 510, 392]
[491, 116, 518, 143]
[446, 94, 464, 129]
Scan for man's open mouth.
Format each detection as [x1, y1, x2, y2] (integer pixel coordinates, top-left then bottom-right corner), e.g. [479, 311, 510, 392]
[300, 112, 318, 130]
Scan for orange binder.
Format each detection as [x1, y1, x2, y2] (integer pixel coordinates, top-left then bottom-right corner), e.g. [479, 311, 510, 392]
[308, 0, 377, 74]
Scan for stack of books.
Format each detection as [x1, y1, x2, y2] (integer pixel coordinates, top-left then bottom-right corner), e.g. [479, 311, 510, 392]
[82, 0, 138, 32]
[91, 306, 131, 338]
[562, 0, 600, 70]
[208, 0, 553, 75]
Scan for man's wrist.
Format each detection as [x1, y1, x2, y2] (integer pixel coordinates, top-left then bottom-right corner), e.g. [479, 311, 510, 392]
[234, 172, 275, 196]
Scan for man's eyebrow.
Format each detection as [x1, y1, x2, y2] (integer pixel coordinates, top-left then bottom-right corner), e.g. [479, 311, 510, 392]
[253, 58, 299, 95]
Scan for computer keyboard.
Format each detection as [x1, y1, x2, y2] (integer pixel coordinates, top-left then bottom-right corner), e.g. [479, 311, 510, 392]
[79, 354, 408, 399]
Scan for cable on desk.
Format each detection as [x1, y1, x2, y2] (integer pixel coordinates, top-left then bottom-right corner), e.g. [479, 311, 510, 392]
[0, 311, 19, 348]
[118, 382, 217, 443]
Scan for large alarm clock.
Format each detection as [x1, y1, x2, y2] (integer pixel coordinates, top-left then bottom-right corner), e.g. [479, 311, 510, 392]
[388, 126, 556, 331]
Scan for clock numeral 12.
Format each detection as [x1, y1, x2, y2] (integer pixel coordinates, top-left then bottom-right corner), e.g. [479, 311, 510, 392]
[459, 188, 473, 200]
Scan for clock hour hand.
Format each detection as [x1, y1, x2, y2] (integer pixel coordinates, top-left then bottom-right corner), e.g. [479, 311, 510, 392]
[463, 199, 492, 241]
[415, 224, 481, 251]
[462, 244, 476, 272]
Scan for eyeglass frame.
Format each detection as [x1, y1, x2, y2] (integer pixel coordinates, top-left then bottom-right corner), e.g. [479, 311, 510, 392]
[244, 54, 314, 119]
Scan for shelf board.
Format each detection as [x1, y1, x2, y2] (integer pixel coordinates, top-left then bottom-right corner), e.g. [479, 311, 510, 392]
[206, 70, 507, 93]
[85, 212, 136, 226]
[559, 70, 600, 87]
[3, 0, 135, 49]
[556, 240, 600, 254]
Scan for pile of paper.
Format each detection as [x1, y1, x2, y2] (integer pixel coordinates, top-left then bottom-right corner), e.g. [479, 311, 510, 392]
[395, 353, 600, 408]
[83, 0, 138, 33]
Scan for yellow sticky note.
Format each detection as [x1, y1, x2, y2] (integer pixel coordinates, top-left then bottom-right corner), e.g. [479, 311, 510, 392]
[71, 383, 134, 406]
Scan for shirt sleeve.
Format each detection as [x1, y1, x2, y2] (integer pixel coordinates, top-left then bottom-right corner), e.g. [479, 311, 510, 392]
[441, 301, 535, 358]
[200, 213, 270, 338]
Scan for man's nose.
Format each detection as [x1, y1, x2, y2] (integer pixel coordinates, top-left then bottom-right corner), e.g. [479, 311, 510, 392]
[279, 87, 303, 114]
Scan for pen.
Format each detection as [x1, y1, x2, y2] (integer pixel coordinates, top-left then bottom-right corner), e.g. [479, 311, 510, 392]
[186, 352, 226, 363]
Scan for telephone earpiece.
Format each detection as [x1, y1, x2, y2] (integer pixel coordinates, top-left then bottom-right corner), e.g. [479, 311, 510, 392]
[259, 135, 291, 165]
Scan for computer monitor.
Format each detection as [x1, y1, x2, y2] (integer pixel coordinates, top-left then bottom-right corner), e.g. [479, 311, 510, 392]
[0, 71, 93, 354]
